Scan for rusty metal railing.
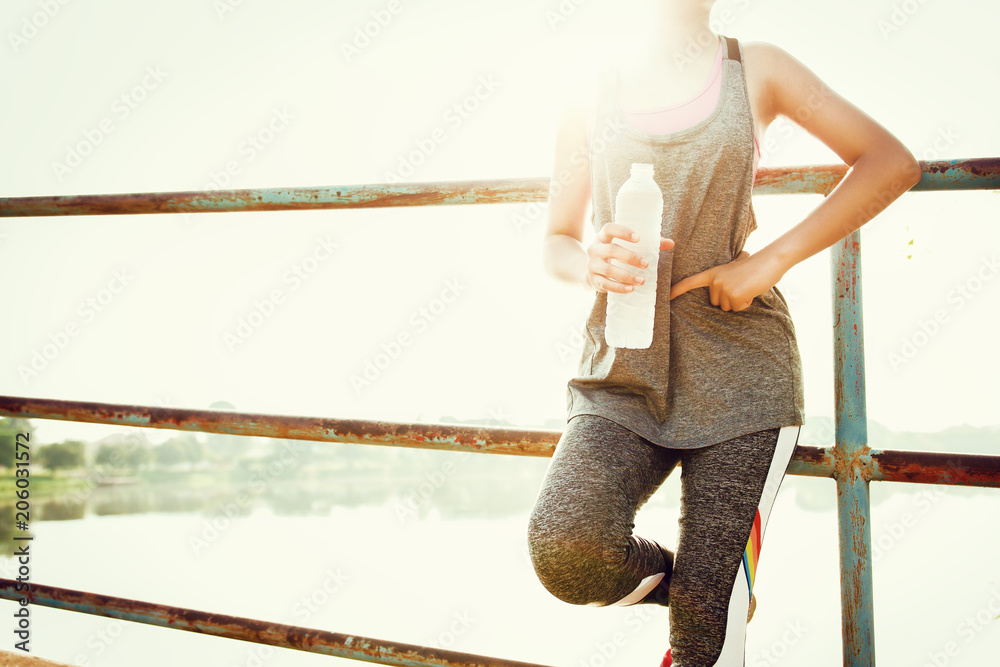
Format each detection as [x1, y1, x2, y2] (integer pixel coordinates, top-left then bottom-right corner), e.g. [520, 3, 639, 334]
[0, 396, 997, 485]
[2, 157, 999, 667]
[0, 158, 997, 217]
[0, 579, 547, 667]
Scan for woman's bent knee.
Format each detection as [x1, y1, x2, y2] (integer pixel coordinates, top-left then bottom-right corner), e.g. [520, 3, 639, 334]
[527, 515, 634, 606]
[526, 516, 609, 605]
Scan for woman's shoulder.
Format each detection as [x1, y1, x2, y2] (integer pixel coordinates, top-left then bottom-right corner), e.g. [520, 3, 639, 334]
[736, 40, 821, 115]
[738, 40, 802, 73]
[738, 40, 814, 85]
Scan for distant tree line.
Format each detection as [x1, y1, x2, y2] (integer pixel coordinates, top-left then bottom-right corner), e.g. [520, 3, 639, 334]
[0, 418, 211, 475]
[0, 418, 32, 468]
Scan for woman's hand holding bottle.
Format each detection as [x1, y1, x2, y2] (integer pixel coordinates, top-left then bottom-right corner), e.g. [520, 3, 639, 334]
[586, 222, 675, 293]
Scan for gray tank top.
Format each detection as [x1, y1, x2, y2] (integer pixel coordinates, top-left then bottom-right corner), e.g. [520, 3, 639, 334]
[566, 36, 806, 449]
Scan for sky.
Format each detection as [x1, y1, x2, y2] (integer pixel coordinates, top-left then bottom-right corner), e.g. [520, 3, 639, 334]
[1, 0, 998, 446]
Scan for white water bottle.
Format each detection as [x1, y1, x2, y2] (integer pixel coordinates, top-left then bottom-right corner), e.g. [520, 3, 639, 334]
[605, 163, 663, 349]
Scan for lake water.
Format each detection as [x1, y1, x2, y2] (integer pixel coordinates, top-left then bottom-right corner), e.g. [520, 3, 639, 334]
[2, 450, 999, 667]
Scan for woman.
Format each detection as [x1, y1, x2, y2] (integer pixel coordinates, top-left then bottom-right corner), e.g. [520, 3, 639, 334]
[526, 2, 921, 665]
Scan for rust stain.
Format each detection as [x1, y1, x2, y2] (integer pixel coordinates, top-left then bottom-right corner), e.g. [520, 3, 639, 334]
[3, 397, 999, 491]
[833, 439, 873, 484]
[0, 395, 562, 458]
[2, 158, 999, 219]
[0, 580, 554, 667]
[872, 450, 1000, 488]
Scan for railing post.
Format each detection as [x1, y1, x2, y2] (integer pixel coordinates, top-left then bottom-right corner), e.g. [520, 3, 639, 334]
[832, 230, 876, 666]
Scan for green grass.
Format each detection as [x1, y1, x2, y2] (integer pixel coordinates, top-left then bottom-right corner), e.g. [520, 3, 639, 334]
[0, 472, 92, 498]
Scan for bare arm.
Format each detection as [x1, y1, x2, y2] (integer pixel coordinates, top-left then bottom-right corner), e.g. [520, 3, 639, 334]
[543, 79, 674, 293]
[541, 88, 593, 289]
[670, 43, 922, 311]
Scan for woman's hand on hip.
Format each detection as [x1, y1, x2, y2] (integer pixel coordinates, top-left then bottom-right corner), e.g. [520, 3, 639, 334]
[669, 250, 786, 312]
[586, 223, 675, 293]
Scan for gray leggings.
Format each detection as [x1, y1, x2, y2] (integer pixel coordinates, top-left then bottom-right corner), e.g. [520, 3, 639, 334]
[526, 414, 799, 666]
